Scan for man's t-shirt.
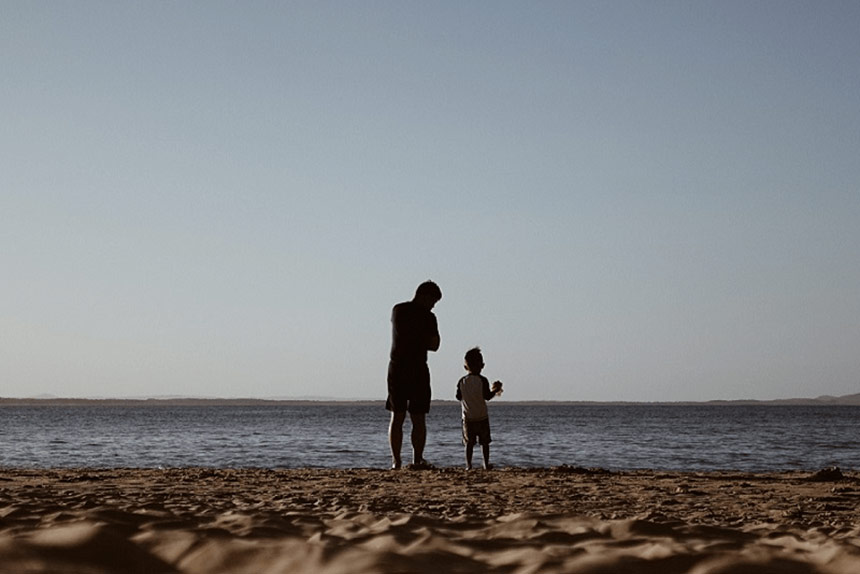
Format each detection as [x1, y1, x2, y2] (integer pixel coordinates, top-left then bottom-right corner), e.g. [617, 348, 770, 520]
[389, 301, 439, 366]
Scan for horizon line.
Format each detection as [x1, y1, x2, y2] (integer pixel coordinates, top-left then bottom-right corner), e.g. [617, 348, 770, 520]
[2, 393, 860, 406]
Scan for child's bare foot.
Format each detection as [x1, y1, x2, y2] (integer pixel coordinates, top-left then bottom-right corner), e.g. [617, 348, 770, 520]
[483, 463, 494, 470]
[466, 464, 473, 470]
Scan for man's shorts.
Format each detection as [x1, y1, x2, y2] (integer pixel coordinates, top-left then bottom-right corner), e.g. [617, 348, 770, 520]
[386, 361, 431, 414]
[462, 418, 492, 446]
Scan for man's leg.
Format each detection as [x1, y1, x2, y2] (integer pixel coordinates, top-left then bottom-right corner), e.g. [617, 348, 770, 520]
[409, 411, 426, 465]
[389, 411, 406, 469]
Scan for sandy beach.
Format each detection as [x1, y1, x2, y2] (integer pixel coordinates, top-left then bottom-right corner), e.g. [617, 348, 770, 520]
[1, 466, 859, 573]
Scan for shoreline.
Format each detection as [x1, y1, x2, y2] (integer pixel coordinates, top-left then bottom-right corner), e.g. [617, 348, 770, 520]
[2, 466, 859, 573]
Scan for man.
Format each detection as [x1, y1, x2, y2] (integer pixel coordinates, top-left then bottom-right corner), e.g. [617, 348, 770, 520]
[386, 280, 442, 469]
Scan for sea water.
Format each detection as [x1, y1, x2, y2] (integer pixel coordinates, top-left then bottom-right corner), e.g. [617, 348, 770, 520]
[1, 403, 859, 471]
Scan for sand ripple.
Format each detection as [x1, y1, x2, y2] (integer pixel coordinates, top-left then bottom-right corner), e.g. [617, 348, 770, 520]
[2, 467, 860, 573]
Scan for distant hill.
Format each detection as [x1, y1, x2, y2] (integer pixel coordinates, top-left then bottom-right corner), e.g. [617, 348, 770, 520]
[773, 393, 860, 406]
[2, 393, 860, 406]
[0, 397, 379, 407]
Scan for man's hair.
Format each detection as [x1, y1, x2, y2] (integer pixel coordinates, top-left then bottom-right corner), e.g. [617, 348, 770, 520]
[464, 347, 483, 372]
[415, 280, 442, 302]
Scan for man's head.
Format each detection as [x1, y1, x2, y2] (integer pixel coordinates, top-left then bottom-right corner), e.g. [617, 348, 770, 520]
[464, 347, 484, 374]
[413, 280, 442, 310]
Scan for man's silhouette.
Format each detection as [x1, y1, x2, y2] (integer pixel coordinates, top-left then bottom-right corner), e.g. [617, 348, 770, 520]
[386, 281, 442, 469]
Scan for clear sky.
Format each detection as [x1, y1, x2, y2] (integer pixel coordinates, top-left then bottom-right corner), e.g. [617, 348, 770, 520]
[3, 2, 859, 401]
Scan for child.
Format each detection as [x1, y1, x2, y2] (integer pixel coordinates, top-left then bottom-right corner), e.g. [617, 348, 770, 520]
[455, 347, 503, 470]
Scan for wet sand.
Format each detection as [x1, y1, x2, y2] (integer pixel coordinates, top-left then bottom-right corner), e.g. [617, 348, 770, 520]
[1, 466, 859, 573]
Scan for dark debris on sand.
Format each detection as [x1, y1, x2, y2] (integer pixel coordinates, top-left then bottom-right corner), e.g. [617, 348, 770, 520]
[806, 467, 846, 482]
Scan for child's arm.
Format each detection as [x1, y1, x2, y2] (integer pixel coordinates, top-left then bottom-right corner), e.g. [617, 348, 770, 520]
[482, 378, 502, 400]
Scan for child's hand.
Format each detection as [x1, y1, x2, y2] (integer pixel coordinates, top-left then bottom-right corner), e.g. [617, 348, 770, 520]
[492, 381, 503, 395]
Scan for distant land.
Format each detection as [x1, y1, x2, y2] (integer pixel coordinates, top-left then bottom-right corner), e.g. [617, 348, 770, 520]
[2, 394, 860, 407]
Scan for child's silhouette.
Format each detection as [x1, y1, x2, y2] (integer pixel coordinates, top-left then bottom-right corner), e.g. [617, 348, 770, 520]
[455, 347, 503, 470]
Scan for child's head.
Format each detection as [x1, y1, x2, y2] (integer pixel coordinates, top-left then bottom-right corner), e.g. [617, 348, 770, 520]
[464, 347, 484, 374]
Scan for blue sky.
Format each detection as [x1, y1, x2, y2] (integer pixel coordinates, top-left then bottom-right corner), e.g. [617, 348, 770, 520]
[3, 2, 859, 401]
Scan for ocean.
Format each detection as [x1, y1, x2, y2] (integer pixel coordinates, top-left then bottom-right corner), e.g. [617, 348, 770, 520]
[1, 403, 859, 471]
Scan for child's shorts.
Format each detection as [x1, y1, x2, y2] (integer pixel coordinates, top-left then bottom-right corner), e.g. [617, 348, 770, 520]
[462, 418, 492, 446]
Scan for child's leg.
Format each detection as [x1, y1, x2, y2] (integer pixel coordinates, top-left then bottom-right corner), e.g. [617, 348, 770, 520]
[481, 442, 491, 469]
[464, 420, 479, 470]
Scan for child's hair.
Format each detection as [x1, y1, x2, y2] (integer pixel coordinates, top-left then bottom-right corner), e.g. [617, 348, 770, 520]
[464, 347, 484, 373]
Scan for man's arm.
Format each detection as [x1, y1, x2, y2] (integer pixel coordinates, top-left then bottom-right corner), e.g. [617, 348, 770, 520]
[427, 333, 440, 352]
[426, 313, 440, 352]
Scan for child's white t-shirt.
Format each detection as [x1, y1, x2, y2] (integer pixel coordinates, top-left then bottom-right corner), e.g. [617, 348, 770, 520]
[457, 374, 490, 421]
